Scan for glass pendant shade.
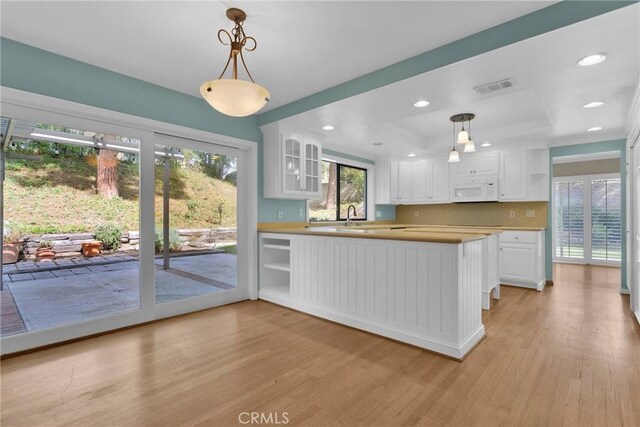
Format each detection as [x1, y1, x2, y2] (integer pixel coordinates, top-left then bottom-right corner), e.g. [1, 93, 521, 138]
[463, 139, 476, 153]
[448, 149, 460, 163]
[457, 129, 470, 144]
[200, 79, 270, 117]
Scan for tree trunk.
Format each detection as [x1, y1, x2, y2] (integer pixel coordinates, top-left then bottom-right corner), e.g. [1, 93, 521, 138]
[97, 149, 119, 198]
[324, 162, 337, 210]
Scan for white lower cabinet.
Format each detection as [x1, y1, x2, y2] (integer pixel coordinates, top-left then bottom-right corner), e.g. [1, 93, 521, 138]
[499, 230, 545, 291]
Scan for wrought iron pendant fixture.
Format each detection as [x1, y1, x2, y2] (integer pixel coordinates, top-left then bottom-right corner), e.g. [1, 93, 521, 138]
[450, 113, 476, 159]
[200, 8, 270, 117]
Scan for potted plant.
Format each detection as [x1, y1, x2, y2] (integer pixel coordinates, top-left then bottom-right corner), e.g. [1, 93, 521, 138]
[81, 241, 102, 257]
[35, 240, 56, 262]
[2, 231, 23, 264]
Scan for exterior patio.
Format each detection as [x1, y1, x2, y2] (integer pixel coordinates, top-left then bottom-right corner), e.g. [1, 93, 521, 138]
[1, 252, 237, 337]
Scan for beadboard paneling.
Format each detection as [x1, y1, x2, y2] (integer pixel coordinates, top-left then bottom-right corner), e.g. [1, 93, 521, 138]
[261, 234, 485, 358]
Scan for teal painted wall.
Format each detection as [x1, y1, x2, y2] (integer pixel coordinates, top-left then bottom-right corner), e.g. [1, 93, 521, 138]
[257, 1, 637, 126]
[548, 140, 627, 290]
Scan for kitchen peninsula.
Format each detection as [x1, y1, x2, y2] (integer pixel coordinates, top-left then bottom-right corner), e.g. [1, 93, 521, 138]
[258, 225, 489, 359]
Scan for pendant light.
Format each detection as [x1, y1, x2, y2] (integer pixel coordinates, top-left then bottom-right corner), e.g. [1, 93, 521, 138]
[449, 113, 476, 158]
[457, 124, 470, 144]
[448, 120, 460, 163]
[200, 8, 270, 117]
[463, 115, 476, 153]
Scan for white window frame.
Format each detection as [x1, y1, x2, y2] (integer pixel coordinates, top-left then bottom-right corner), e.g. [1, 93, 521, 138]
[552, 172, 621, 267]
[306, 153, 375, 222]
[0, 87, 258, 354]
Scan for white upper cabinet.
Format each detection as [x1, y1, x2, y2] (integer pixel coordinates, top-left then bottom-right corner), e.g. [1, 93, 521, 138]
[427, 157, 450, 203]
[381, 157, 449, 204]
[411, 159, 430, 202]
[262, 123, 323, 200]
[397, 160, 414, 203]
[450, 152, 499, 178]
[499, 150, 527, 201]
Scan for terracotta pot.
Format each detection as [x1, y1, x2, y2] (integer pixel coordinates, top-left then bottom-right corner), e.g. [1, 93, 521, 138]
[2, 243, 21, 264]
[81, 242, 102, 257]
[35, 247, 56, 262]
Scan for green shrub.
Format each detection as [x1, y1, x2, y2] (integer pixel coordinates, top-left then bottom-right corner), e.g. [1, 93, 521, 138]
[154, 229, 182, 253]
[185, 200, 199, 219]
[95, 223, 122, 251]
[309, 209, 337, 222]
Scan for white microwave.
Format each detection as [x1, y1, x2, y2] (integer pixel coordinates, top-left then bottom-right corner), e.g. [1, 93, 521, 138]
[451, 176, 499, 202]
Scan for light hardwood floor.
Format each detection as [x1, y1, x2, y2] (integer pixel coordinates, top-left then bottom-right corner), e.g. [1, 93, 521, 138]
[1, 264, 639, 426]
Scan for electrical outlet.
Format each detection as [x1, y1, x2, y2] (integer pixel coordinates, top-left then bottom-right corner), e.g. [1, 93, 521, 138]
[510, 210, 516, 218]
[414, 211, 420, 217]
[277, 210, 283, 220]
[376, 210, 382, 218]
[298, 208, 304, 218]
[526, 209, 536, 218]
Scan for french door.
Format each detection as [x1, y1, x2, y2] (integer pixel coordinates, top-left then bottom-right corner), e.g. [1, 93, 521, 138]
[553, 174, 622, 266]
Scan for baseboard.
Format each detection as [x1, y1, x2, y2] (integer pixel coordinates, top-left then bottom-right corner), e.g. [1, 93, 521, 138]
[619, 288, 630, 295]
[546, 280, 554, 286]
[500, 281, 545, 292]
[258, 291, 484, 360]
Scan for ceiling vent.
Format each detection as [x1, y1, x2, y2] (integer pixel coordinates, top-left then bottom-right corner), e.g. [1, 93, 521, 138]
[473, 78, 515, 95]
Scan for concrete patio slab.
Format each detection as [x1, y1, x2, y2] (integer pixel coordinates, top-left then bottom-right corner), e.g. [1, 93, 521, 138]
[4, 254, 237, 334]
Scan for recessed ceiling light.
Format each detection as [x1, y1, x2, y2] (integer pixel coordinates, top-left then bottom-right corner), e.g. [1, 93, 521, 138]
[322, 125, 335, 131]
[583, 101, 604, 108]
[413, 100, 430, 108]
[578, 54, 606, 66]
[372, 142, 383, 146]
[481, 142, 491, 147]
[408, 153, 417, 157]
[587, 126, 603, 132]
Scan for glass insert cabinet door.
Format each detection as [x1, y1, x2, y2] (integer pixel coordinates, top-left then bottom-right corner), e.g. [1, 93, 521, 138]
[305, 143, 320, 193]
[283, 136, 302, 193]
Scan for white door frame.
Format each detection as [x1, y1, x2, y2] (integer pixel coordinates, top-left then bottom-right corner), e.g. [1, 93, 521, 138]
[630, 139, 640, 320]
[0, 87, 258, 354]
[552, 173, 622, 267]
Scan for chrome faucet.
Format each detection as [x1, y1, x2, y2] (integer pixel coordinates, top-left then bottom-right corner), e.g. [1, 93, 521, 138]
[346, 204, 357, 227]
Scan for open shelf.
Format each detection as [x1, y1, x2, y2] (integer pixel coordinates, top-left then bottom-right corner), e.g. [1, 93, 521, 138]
[263, 262, 290, 272]
[263, 244, 291, 251]
[260, 235, 292, 296]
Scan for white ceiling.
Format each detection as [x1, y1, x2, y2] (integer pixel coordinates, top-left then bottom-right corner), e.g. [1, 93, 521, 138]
[0, 1, 556, 111]
[277, 4, 640, 159]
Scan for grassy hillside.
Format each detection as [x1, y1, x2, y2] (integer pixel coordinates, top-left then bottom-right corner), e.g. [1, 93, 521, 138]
[4, 154, 237, 235]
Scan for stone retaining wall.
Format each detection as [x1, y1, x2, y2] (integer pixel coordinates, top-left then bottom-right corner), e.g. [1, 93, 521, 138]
[22, 227, 236, 257]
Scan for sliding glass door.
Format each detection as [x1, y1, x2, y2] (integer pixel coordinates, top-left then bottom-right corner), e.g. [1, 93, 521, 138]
[1, 117, 141, 338]
[0, 92, 254, 354]
[153, 139, 238, 304]
[554, 174, 621, 265]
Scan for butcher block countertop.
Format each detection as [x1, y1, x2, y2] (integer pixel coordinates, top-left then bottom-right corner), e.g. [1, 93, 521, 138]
[402, 226, 503, 235]
[259, 226, 486, 244]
